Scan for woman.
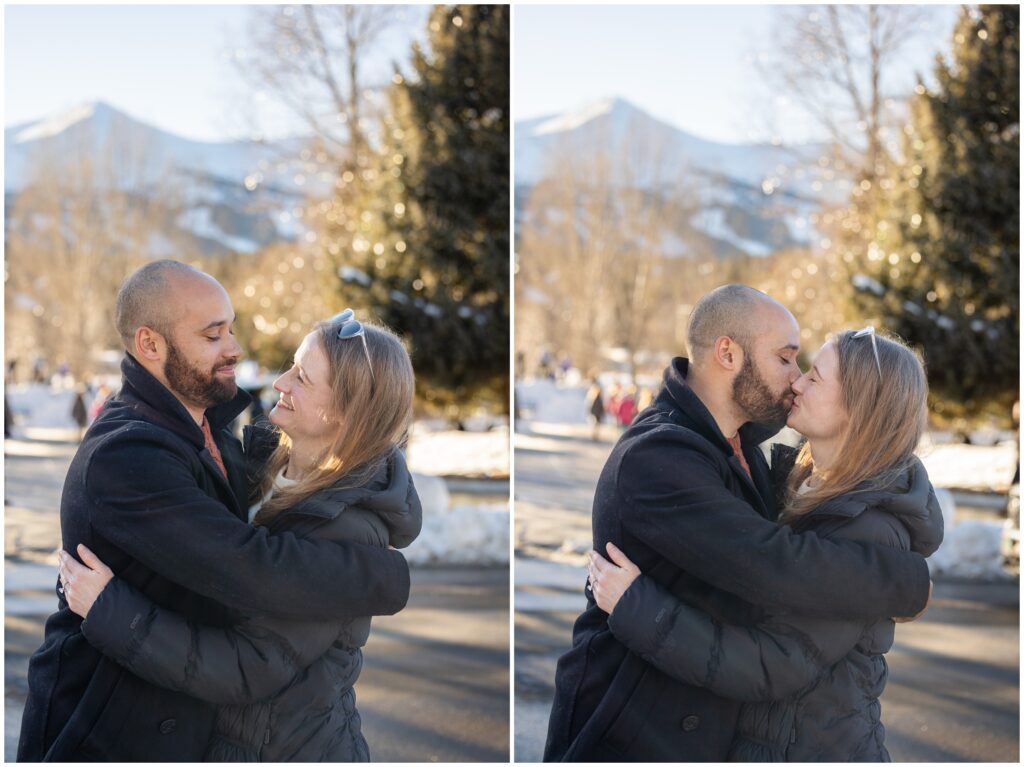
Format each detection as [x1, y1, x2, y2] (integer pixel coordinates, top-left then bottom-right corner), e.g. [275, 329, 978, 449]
[58, 311, 421, 761]
[587, 328, 943, 761]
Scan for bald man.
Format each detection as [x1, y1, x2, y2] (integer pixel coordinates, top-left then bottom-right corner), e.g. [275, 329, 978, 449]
[19, 261, 410, 762]
[544, 285, 934, 762]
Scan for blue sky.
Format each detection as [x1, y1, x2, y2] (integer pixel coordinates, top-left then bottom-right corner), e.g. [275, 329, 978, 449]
[5, 4, 962, 146]
[515, 4, 961, 145]
[4, 5, 428, 142]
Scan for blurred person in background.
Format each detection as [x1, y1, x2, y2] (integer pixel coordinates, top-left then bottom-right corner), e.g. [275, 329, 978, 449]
[585, 378, 606, 441]
[615, 385, 637, 431]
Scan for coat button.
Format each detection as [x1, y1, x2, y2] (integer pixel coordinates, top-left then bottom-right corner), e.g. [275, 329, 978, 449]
[681, 715, 700, 732]
[158, 719, 177, 734]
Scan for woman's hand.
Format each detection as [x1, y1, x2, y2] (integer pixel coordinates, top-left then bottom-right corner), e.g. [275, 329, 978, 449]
[587, 541, 642, 614]
[58, 544, 114, 619]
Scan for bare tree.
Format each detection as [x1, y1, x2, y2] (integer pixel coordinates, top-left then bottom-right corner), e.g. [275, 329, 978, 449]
[517, 118, 694, 381]
[235, 5, 399, 169]
[758, 5, 934, 180]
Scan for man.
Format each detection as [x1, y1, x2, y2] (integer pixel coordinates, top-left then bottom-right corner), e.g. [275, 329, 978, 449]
[19, 260, 410, 762]
[544, 285, 934, 762]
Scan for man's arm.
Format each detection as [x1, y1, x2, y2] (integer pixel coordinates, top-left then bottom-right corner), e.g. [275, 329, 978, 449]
[84, 427, 409, 619]
[615, 434, 930, 620]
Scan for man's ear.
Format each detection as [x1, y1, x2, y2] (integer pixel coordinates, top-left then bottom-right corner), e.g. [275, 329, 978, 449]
[712, 336, 742, 372]
[134, 326, 167, 363]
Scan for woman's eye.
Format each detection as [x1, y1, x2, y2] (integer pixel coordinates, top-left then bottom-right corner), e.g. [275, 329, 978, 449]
[205, 336, 219, 342]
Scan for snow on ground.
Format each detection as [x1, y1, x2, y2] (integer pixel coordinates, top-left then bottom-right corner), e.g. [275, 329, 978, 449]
[406, 428, 509, 566]
[401, 475, 508, 566]
[6, 384, 509, 566]
[407, 423, 509, 479]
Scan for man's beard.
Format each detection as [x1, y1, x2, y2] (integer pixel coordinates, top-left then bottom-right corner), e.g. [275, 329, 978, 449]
[732, 354, 791, 430]
[165, 342, 237, 410]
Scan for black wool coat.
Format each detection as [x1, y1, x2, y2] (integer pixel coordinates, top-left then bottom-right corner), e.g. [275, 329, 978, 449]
[543, 358, 933, 763]
[18, 355, 410, 762]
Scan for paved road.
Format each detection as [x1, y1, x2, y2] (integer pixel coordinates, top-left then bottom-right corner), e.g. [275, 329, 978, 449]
[513, 423, 1020, 763]
[5, 435, 509, 762]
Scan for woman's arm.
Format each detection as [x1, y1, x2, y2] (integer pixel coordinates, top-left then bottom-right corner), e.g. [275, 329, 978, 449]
[589, 543, 867, 702]
[62, 546, 343, 705]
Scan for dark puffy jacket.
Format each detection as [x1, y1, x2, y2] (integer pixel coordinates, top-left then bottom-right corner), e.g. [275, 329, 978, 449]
[79, 432, 422, 762]
[544, 358, 934, 762]
[607, 444, 943, 761]
[17, 356, 410, 762]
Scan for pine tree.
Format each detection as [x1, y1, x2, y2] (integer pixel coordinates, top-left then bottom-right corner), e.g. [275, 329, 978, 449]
[352, 5, 510, 417]
[845, 5, 1019, 419]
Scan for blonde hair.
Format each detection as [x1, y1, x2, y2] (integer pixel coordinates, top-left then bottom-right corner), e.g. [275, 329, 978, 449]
[781, 330, 928, 521]
[254, 320, 415, 525]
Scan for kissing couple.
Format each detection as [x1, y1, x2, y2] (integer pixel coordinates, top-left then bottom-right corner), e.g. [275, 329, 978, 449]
[545, 284, 943, 762]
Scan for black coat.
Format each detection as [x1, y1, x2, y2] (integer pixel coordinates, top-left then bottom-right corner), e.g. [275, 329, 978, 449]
[18, 356, 411, 762]
[78, 434, 423, 762]
[543, 358, 933, 762]
[608, 446, 943, 761]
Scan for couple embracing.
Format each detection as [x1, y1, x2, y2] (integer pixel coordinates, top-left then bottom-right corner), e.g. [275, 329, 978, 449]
[546, 284, 944, 762]
[19, 259, 420, 761]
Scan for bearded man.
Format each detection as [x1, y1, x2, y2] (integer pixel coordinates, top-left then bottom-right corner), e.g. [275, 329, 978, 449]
[543, 284, 934, 762]
[19, 260, 410, 761]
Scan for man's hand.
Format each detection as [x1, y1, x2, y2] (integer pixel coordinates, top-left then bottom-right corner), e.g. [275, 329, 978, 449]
[587, 542, 642, 614]
[893, 579, 933, 623]
[58, 545, 114, 619]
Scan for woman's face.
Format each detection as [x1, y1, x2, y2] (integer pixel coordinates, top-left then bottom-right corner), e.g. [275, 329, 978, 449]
[787, 341, 848, 442]
[269, 333, 340, 444]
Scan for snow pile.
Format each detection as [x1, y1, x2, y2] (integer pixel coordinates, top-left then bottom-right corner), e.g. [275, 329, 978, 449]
[918, 437, 1017, 493]
[516, 379, 589, 424]
[6, 384, 84, 428]
[929, 521, 1011, 580]
[926, 488, 1012, 580]
[407, 425, 509, 479]
[404, 474, 508, 566]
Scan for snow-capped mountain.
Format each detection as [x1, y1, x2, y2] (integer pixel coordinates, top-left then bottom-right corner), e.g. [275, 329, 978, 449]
[515, 97, 838, 258]
[5, 101, 321, 256]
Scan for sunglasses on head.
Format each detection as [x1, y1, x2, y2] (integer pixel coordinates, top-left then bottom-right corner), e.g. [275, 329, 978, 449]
[852, 326, 882, 379]
[329, 308, 376, 387]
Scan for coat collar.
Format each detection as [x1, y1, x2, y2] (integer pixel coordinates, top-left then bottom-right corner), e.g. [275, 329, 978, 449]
[654, 357, 778, 517]
[116, 354, 251, 450]
[266, 447, 423, 547]
[786, 454, 944, 556]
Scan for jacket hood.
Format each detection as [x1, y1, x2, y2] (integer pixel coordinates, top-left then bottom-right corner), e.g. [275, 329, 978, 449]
[275, 446, 423, 549]
[782, 446, 944, 557]
[110, 354, 251, 449]
[657, 357, 781, 451]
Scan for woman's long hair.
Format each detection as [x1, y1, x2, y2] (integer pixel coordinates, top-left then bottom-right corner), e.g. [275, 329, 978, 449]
[254, 320, 415, 525]
[781, 330, 928, 522]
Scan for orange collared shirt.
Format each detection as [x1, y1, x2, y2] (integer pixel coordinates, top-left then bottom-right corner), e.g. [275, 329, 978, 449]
[200, 415, 228, 479]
